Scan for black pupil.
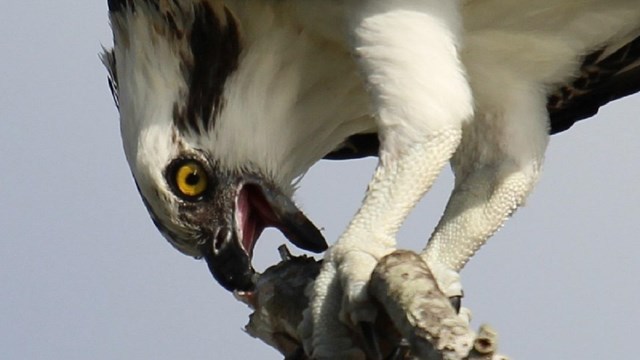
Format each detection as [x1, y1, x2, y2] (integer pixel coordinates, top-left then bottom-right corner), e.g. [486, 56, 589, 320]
[185, 172, 200, 186]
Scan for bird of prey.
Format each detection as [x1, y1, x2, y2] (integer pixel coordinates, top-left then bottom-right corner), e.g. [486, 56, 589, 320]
[103, 0, 640, 357]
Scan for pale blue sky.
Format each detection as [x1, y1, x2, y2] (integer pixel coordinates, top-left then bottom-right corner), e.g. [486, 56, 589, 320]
[1, 2, 638, 359]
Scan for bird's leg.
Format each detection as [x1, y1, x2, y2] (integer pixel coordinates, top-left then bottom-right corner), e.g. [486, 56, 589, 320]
[422, 80, 550, 286]
[303, 2, 473, 358]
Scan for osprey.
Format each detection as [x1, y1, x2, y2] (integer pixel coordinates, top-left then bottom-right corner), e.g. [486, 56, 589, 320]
[103, 0, 640, 357]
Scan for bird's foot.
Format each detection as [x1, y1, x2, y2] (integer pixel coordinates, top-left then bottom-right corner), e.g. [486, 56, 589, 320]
[424, 258, 464, 301]
[300, 239, 393, 359]
[299, 247, 472, 359]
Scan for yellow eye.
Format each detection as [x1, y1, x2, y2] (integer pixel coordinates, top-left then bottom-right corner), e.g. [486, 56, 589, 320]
[174, 161, 208, 198]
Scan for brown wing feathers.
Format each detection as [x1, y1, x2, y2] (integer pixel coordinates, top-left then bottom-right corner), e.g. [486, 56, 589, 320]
[548, 34, 640, 134]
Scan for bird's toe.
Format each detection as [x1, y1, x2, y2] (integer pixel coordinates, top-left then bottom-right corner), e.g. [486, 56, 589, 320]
[302, 246, 386, 359]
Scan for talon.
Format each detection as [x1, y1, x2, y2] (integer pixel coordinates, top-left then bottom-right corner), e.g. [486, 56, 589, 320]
[449, 295, 462, 313]
[385, 340, 411, 360]
[360, 321, 383, 360]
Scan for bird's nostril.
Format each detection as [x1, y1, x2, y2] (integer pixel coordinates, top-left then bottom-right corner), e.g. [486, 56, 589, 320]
[214, 228, 228, 252]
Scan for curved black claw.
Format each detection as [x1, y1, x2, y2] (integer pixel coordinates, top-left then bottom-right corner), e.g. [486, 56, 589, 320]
[360, 321, 383, 360]
[385, 339, 411, 360]
[449, 295, 462, 314]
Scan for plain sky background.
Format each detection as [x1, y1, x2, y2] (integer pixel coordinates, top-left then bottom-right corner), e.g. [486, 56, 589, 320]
[1, 2, 638, 359]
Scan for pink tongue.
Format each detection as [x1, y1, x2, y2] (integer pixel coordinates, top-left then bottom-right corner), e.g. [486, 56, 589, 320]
[236, 189, 256, 255]
[236, 186, 270, 256]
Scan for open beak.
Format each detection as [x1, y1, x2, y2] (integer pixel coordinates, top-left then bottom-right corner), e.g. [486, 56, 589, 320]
[202, 177, 327, 292]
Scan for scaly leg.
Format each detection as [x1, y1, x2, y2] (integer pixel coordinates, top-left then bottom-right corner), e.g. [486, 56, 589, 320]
[423, 74, 550, 286]
[304, 2, 473, 358]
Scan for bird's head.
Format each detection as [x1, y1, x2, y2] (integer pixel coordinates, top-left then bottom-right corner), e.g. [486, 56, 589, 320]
[102, 0, 327, 291]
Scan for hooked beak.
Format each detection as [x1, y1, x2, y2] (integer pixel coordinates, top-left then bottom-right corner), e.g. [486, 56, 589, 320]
[202, 177, 327, 292]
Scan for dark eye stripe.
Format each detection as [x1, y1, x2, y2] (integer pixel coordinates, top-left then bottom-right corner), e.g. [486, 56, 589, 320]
[173, 4, 242, 135]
